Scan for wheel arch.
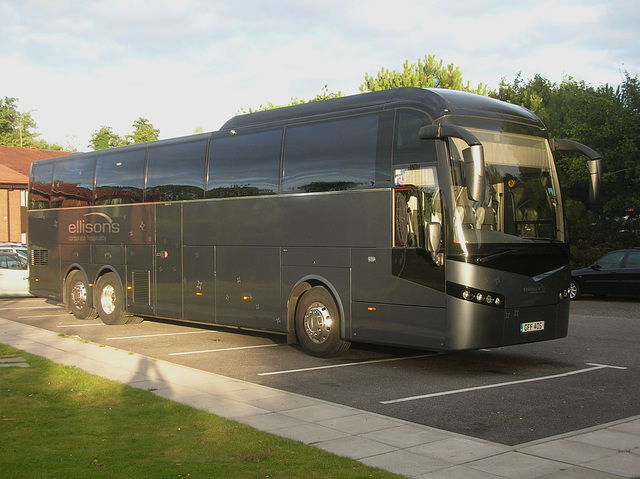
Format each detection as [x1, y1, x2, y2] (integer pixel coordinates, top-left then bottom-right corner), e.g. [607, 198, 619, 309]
[286, 275, 347, 344]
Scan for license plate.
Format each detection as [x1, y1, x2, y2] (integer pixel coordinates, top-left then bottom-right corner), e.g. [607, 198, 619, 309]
[520, 321, 545, 333]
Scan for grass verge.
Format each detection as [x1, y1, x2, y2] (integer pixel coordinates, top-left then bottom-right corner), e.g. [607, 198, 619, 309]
[0, 344, 402, 478]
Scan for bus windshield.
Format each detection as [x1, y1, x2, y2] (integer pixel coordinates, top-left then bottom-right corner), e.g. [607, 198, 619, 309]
[449, 129, 564, 247]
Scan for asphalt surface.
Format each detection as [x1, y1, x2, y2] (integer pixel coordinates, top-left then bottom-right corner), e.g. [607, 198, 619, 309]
[1, 295, 638, 446]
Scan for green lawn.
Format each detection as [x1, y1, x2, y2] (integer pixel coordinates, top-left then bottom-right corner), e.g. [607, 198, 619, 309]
[0, 344, 402, 478]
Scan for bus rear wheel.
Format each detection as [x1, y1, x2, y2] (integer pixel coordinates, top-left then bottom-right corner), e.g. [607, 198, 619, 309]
[295, 286, 350, 357]
[95, 272, 141, 325]
[66, 270, 97, 320]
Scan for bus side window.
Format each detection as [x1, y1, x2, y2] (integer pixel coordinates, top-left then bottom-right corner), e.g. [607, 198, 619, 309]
[283, 115, 378, 194]
[29, 162, 54, 210]
[146, 140, 207, 202]
[207, 129, 281, 198]
[51, 157, 96, 208]
[95, 149, 146, 205]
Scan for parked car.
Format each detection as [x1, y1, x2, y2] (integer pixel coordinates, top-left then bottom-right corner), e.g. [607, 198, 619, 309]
[0, 252, 31, 296]
[0, 242, 28, 260]
[570, 248, 640, 300]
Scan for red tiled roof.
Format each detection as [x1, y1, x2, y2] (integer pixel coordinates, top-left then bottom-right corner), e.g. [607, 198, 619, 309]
[0, 163, 29, 184]
[0, 145, 71, 179]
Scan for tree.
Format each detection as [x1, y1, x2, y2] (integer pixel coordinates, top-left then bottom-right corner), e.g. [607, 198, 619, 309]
[89, 126, 126, 150]
[239, 85, 344, 114]
[360, 54, 487, 95]
[89, 118, 160, 150]
[0, 96, 61, 149]
[127, 117, 159, 144]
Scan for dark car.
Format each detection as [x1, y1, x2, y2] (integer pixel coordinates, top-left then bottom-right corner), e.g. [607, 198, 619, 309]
[570, 248, 640, 300]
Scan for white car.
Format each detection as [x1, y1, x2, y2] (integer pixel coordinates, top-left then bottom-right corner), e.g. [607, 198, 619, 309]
[0, 252, 31, 296]
[0, 242, 28, 260]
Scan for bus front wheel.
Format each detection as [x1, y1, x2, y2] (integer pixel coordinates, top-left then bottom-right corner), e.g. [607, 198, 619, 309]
[95, 273, 141, 325]
[66, 270, 97, 320]
[295, 286, 350, 357]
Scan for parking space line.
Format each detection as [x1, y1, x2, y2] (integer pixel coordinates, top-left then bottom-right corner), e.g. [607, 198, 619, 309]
[57, 323, 105, 328]
[168, 343, 280, 356]
[258, 354, 437, 376]
[106, 331, 216, 340]
[380, 362, 628, 404]
[18, 314, 71, 319]
[2, 306, 65, 314]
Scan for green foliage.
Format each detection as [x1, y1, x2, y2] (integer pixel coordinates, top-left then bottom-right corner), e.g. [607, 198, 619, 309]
[360, 54, 487, 95]
[89, 126, 126, 150]
[492, 72, 640, 264]
[127, 117, 160, 144]
[0, 96, 62, 150]
[89, 117, 160, 150]
[239, 85, 344, 113]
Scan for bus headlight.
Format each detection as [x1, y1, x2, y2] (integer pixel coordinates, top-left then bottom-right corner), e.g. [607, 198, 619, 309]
[558, 287, 570, 301]
[448, 282, 504, 308]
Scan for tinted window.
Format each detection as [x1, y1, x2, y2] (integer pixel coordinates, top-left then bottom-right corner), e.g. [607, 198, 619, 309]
[146, 140, 207, 202]
[283, 115, 378, 193]
[624, 251, 640, 268]
[393, 110, 437, 164]
[29, 162, 54, 209]
[51, 157, 96, 208]
[207, 129, 281, 198]
[597, 251, 626, 269]
[95, 149, 146, 205]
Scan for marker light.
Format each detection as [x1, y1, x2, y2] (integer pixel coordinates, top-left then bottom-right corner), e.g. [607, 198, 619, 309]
[447, 282, 505, 309]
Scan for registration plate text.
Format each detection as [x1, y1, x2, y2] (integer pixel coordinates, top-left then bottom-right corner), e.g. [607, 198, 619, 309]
[520, 321, 545, 333]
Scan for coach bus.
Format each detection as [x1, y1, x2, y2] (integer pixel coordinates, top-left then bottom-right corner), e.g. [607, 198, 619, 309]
[27, 88, 602, 357]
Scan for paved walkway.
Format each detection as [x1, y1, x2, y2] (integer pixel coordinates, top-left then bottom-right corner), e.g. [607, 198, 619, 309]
[1, 316, 639, 478]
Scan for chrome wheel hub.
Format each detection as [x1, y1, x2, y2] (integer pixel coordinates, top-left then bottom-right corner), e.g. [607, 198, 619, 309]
[100, 284, 116, 315]
[71, 282, 88, 310]
[303, 302, 332, 344]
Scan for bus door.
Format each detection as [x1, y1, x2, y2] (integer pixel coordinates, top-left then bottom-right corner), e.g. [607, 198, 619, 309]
[155, 203, 183, 318]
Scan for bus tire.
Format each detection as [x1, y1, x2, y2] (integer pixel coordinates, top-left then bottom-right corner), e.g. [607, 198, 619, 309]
[295, 286, 350, 357]
[66, 270, 97, 320]
[95, 272, 134, 325]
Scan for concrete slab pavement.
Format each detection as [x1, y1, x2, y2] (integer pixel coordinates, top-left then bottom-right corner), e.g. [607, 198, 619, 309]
[1, 316, 639, 478]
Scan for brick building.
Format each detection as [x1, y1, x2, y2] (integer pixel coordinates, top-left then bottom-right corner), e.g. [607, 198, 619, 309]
[0, 146, 71, 242]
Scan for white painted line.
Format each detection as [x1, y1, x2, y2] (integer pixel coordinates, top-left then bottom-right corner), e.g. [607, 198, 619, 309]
[19, 314, 72, 319]
[3, 307, 64, 311]
[258, 354, 437, 376]
[106, 331, 216, 340]
[380, 363, 628, 405]
[168, 343, 280, 356]
[57, 323, 105, 328]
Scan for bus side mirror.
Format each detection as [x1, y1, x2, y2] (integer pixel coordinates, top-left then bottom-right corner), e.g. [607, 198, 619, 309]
[550, 138, 603, 204]
[426, 222, 441, 253]
[425, 222, 444, 266]
[419, 124, 486, 203]
[463, 145, 486, 204]
[588, 158, 602, 204]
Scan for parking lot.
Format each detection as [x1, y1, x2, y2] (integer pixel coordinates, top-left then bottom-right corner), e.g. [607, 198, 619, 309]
[1, 295, 638, 446]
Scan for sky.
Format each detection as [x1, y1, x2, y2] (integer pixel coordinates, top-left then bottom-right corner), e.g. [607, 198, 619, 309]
[1, 0, 639, 152]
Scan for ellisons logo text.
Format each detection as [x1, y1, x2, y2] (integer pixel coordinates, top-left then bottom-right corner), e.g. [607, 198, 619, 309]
[67, 213, 120, 242]
[68, 219, 120, 234]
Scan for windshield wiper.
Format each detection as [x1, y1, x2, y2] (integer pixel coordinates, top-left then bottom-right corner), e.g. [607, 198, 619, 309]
[476, 249, 519, 264]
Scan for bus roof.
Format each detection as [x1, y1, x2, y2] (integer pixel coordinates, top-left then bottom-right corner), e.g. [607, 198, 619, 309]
[221, 87, 544, 131]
